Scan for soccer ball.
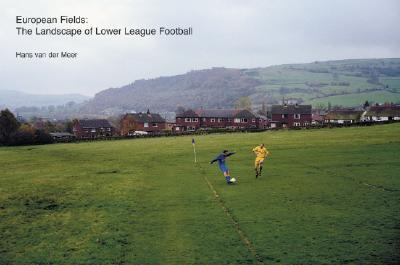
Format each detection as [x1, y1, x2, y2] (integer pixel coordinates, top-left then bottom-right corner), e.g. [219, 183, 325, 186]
[230, 177, 237, 183]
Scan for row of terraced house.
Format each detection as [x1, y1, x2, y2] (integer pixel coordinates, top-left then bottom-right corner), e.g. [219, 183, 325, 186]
[70, 104, 400, 139]
[71, 108, 269, 139]
[175, 109, 268, 131]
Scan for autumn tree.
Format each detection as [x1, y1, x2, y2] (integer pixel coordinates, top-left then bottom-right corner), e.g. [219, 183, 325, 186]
[235, 97, 252, 111]
[0, 109, 20, 145]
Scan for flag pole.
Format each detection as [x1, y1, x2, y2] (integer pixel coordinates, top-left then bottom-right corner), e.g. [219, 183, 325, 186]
[192, 138, 197, 163]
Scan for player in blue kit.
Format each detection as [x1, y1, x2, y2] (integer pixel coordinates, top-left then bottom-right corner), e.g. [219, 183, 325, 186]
[210, 150, 236, 184]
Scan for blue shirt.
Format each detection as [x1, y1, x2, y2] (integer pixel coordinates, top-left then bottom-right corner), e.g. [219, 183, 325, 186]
[210, 152, 235, 166]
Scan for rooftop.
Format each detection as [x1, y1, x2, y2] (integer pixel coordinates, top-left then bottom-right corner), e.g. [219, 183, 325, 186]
[78, 119, 113, 128]
[177, 109, 256, 118]
[124, 113, 165, 123]
[271, 104, 312, 114]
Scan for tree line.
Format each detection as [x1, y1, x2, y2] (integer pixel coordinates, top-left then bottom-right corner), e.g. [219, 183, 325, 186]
[0, 109, 53, 146]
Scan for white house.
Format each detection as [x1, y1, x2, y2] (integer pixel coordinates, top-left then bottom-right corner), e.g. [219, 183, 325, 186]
[325, 109, 363, 124]
[362, 105, 400, 122]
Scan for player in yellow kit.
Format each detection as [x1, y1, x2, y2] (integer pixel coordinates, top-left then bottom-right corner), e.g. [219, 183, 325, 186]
[252, 143, 270, 178]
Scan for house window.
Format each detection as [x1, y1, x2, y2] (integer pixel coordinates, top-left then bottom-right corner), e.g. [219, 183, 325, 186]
[152, 123, 158, 127]
[91, 129, 96, 133]
[211, 118, 215, 122]
[294, 114, 301, 119]
[252, 118, 256, 122]
[202, 118, 206, 122]
[234, 118, 240, 123]
[193, 118, 199, 122]
[304, 122, 309, 126]
[293, 122, 300, 127]
[217, 118, 223, 122]
[241, 118, 248, 123]
[282, 114, 288, 118]
[144, 122, 149, 128]
[227, 119, 232, 122]
[185, 118, 191, 122]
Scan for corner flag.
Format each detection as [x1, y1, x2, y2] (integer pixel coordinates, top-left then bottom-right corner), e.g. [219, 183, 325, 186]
[192, 138, 197, 163]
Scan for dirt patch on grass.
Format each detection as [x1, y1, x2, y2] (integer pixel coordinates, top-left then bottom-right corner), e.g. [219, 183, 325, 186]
[23, 196, 62, 210]
[5, 191, 67, 214]
[96, 169, 120, 174]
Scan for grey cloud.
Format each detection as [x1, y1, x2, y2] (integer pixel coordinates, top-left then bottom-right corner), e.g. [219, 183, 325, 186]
[0, 0, 399, 96]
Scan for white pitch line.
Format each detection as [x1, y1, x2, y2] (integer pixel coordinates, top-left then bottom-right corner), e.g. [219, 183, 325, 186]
[202, 173, 264, 265]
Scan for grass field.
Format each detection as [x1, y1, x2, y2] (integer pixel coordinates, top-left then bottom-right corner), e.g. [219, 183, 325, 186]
[1, 124, 400, 264]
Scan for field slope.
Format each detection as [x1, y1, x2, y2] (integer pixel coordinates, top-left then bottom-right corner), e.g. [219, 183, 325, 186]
[1, 124, 400, 264]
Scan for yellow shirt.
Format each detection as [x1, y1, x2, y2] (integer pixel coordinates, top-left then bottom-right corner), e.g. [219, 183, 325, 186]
[252, 146, 269, 159]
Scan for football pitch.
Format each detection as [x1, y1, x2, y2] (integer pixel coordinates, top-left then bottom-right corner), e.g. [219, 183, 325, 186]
[0, 124, 399, 264]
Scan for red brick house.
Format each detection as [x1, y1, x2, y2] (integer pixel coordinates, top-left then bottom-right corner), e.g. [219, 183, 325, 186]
[73, 119, 115, 139]
[120, 111, 166, 135]
[256, 115, 269, 129]
[176, 109, 262, 131]
[175, 109, 200, 131]
[271, 104, 312, 128]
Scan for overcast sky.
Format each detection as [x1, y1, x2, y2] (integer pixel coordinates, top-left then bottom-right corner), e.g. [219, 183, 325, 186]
[1, 0, 399, 96]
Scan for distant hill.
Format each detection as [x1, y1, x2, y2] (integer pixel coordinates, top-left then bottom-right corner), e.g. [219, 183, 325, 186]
[82, 58, 400, 115]
[0, 90, 90, 108]
[81, 67, 261, 114]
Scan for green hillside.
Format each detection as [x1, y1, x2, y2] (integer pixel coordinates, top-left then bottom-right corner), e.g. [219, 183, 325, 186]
[1, 124, 400, 264]
[248, 58, 400, 108]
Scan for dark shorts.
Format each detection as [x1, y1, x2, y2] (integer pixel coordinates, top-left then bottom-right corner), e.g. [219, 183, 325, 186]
[219, 164, 228, 173]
